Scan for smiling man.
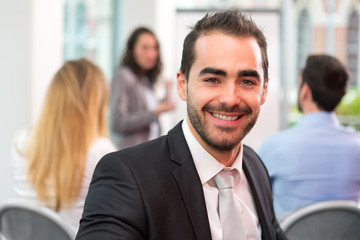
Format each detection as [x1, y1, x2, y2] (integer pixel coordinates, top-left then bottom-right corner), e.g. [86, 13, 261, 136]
[76, 10, 286, 240]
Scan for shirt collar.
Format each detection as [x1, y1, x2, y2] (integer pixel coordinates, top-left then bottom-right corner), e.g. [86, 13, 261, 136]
[182, 118, 243, 185]
[298, 111, 340, 127]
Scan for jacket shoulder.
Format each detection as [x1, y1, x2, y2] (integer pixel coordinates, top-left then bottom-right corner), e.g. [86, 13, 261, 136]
[243, 145, 268, 172]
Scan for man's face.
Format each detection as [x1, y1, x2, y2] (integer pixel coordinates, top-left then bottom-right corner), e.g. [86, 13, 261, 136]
[177, 32, 268, 154]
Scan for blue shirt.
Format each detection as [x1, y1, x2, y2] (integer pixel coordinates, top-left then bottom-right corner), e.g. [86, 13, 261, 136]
[258, 111, 360, 220]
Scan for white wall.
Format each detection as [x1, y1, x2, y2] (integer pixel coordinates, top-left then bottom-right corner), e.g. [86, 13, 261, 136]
[0, 0, 64, 202]
[118, 0, 157, 63]
[154, 0, 178, 132]
[0, 0, 32, 202]
[31, 0, 64, 123]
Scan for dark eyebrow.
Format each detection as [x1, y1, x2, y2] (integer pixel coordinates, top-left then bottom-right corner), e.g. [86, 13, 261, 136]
[238, 70, 261, 79]
[199, 67, 227, 77]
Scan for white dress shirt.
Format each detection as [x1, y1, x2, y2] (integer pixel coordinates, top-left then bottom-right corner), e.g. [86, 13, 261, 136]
[182, 119, 261, 239]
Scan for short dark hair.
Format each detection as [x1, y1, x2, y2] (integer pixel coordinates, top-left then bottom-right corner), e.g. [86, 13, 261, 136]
[301, 54, 349, 111]
[180, 9, 268, 81]
[121, 27, 162, 85]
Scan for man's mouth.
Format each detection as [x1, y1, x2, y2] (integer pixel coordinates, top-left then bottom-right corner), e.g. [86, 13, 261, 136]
[211, 112, 240, 121]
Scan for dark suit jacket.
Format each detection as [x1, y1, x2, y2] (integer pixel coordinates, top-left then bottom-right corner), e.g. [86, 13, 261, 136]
[76, 121, 286, 240]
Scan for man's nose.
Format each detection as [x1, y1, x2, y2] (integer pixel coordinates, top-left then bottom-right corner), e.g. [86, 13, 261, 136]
[218, 83, 241, 106]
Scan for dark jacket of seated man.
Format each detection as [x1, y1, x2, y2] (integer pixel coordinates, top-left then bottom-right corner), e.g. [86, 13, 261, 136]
[76, 122, 286, 240]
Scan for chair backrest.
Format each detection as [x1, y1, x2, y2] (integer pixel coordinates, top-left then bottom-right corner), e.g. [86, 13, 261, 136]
[0, 200, 76, 240]
[280, 200, 360, 240]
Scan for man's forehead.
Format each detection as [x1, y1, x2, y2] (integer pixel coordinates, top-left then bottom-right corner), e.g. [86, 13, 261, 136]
[193, 33, 260, 58]
[192, 34, 263, 69]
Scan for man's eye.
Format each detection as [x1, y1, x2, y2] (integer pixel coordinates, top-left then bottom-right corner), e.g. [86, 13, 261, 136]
[204, 78, 219, 83]
[242, 79, 255, 85]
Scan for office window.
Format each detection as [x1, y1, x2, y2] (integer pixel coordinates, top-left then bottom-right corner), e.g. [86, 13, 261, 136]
[347, 10, 359, 88]
[63, 0, 116, 80]
[296, 9, 310, 78]
[287, 9, 311, 126]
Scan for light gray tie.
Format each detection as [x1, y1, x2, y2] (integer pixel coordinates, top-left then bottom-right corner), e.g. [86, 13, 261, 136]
[214, 169, 246, 240]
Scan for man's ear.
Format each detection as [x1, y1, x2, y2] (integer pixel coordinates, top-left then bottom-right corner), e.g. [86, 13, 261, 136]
[177, 70, 187, 101]
[299, 82, 311, 101]
[260, 78, 269, 105]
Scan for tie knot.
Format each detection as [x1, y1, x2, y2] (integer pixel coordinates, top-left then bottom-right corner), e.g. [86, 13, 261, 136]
[214, 169, 238, 190]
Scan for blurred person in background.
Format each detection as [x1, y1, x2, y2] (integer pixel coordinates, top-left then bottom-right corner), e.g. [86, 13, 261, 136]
[110, 27, 176, 150]
[258, 54, 360, 221]
[11, 58, 116, 230]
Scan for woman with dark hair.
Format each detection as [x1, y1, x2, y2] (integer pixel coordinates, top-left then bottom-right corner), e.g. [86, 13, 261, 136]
[110, 27, 175, 149]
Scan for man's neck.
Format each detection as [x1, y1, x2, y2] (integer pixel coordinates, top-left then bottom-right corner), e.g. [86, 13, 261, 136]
[209, 145, 241, 167]
[302, 101, 321, 114]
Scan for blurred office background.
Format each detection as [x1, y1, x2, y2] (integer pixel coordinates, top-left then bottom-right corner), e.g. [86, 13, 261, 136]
[1, 0, 360, 202]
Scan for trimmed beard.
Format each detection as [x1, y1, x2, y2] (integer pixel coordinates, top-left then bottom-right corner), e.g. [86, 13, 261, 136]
[187, 94, 259, 152]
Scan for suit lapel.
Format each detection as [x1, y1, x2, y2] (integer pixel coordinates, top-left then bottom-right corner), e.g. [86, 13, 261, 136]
[243, 146, 275, 240]
[168, 122, 212, 240]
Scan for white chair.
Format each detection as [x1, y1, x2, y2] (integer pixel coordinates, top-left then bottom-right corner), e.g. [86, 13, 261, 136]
[0, 200, 76, 240]
[280, 200, 360, 240]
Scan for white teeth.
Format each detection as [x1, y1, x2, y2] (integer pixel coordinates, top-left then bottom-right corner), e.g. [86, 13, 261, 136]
[212, 113, 239, 121]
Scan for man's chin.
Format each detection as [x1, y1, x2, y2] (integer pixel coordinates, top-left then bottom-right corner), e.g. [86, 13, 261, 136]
[208, 142, 238, 152]
[204, 136, 242, 152]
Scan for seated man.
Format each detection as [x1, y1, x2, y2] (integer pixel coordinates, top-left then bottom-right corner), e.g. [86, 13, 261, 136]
[258, 54, 360, 221]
